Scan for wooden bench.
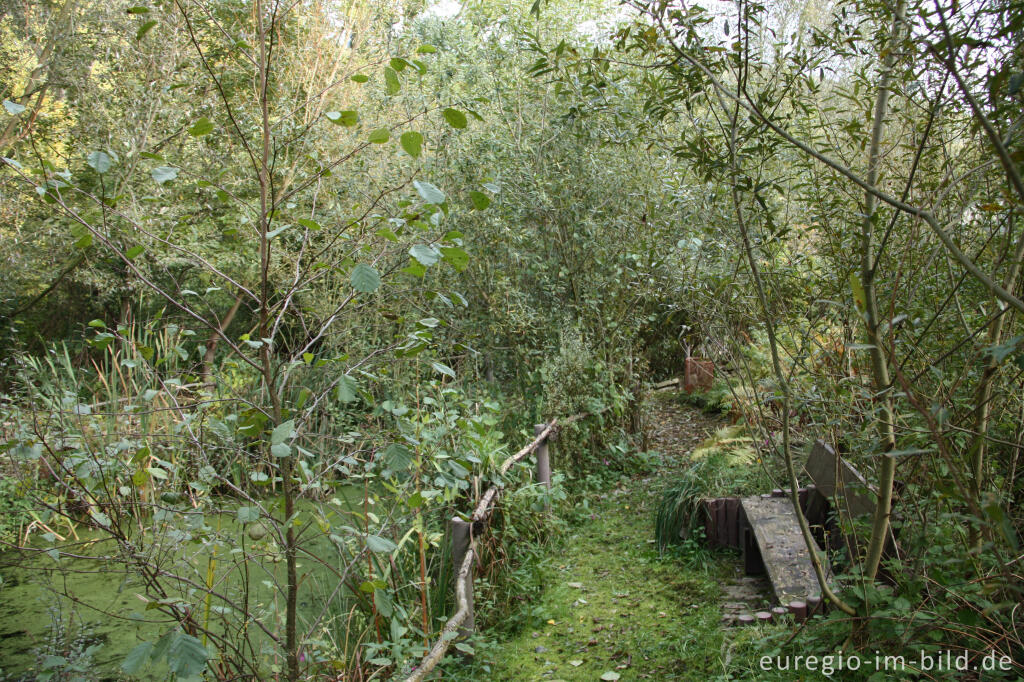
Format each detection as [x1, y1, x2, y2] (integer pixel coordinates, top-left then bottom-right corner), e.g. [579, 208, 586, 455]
[740, 495, 825, 607]
[704, 439, 887, 620]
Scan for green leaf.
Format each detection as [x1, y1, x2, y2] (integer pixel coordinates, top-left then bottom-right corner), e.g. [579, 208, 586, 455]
[366, 535, 397, 553]
[412, 179, 445, 204]
[350, 263, 381, 292]
[400, 131, 423, 158]
[91, 510, 112, 528]
[601, 673, 621, 681]
[3, 99, 26, 115]
[336, 374, 359, 403]
[849, 273, 865, 312]
[442, 108, 468, 129]
[126, 6, 150, 13]
[384, 67, 400, 96]
[297, 218, 321, 231]
[390, 57, 408, 72]
[431, 361, 455, 378]
[87, 151, 113, 174]
[468, 190, 490, 210]
[271, 419, 295, 445]
[373, 588, 394, 618]
[416, 44, 437, 53]
[325, 110, 358, 127]
[402, 261, 426, 278]
[188, 117, 214, 137]
[136, 20, 157, 41]
[368, 128, 390, 144]
[271, 443, 291, 458]
[151, 166, 178, 184]
[351, 74, 369, 83]
[126, 245, 145, 260]
[236, 506, 260, 524]
[122, 642, 154, 674]
[409, 244, 440, 266]
[383, 443, 415, 471]
[440, 246, 469, 272]
[166, 631, 209, 677]
[985, 335, 1024, 364]
[266, 224, 291, 240]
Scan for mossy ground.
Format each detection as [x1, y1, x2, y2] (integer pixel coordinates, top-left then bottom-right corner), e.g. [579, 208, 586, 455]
[444, 397, 828, 681]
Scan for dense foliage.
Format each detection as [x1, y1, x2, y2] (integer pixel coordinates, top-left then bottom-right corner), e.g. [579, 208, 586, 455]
[1, 0, 1021, 678]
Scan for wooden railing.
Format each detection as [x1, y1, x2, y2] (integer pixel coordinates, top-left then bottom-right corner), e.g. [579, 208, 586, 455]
[405, 416, 574, 681]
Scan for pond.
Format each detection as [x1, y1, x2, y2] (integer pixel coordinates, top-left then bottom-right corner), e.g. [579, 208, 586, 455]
[0, 489, 368, 680]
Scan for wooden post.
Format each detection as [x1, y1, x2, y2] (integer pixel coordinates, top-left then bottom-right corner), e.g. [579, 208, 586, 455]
[450, 518, 474, 638]
[534, 424, 551, 491]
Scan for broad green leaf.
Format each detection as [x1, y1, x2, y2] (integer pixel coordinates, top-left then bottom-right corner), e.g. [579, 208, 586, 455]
[383, 443, 415, 471]
[91, 510, 112, 528]
[384, 67, 400, 95]
[373, 588, 394, 618]
[412, 179, 445, 204]
[390, 57, 407, 72]
[402, 261, 426, 278]
[468, 190, 490, 210]
[126, 6, 150, 13]
[126, 245, 145, 260]
[266, 224, 291, 240]
[166, 631, 209, 677]
[442, 108, 468, 129]
[366, 535, 397, 553]
[236, 506, 260, 524]
[409, 244, 440, 266]
[188, 117, 214, 137]
[350, 263, 381, 292]
[986, 335, 1024, 364]
[151, 166, 178, 184]
[136, 20, 157, 41]
[271, 443, 291, 458]
[416, 44, 437, 53]
[368, 128, 390, 144]
[431, 361, 455, 378]
[351, 74, 369, 83]
[400, 131, 423, 158]
[440, 246, 469, 272]
[271, 419, 295, 445]
[3, 99, 26, 115]
[122, 642, 154, 674]
[325, 110, 358, 127]
[297, 218, 321, 231]
[87, 151, 113, 174]
[336, 374, 359, 403]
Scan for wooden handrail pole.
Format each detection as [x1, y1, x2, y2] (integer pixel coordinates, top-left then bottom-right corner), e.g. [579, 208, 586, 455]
[534, 423, 551, 492]
[450, 517, 475, 638]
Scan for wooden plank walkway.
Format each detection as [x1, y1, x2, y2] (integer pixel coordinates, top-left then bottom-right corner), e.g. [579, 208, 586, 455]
[740, 496, 826, 605]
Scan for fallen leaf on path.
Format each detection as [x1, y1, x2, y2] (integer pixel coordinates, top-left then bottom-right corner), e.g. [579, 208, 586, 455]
[569, 660, 583, 667]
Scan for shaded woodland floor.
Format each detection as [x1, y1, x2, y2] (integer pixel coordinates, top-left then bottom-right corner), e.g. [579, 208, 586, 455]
[449, 397, 789, 680]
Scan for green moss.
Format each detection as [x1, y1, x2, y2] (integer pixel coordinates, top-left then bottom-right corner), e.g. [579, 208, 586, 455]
[443, 463, 733, 680]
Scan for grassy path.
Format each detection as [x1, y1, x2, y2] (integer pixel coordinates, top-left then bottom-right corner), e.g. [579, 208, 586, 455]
[460, 397, 754, 681]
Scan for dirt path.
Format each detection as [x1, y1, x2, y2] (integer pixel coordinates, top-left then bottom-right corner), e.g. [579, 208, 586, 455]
[469, 396, 744, 680]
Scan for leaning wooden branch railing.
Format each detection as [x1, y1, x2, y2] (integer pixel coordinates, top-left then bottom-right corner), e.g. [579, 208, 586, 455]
[406, 413, 589, 682]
